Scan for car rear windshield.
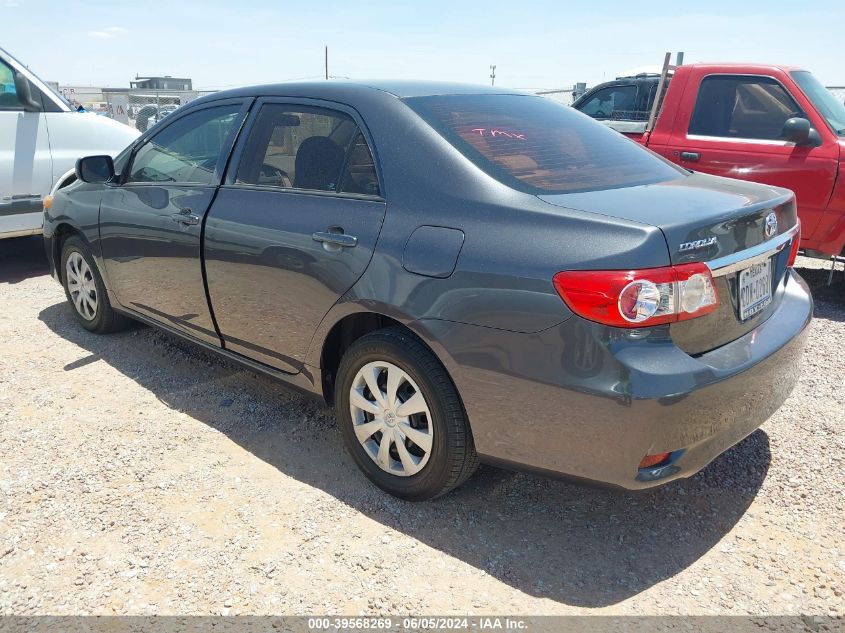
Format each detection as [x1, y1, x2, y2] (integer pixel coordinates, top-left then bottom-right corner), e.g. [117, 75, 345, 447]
[404, 94, 684, 194]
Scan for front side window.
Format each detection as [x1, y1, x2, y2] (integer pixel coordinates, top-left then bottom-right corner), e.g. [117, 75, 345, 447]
[578, 85, 638, 120]
[0, 59, 24, 109]
[127, 104, 242, 185]
[235, 104, 380, 195]
[689, 76, 804, 140]
[405, 94, 683, 194]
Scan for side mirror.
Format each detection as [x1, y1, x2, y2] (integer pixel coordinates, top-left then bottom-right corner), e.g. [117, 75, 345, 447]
[13, 73, 41, 112]
[75, 155, 115, 184]
[782, 117, 820, 146]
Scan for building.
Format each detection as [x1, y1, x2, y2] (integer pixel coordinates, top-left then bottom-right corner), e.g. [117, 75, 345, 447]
[130, 76, 192, 91]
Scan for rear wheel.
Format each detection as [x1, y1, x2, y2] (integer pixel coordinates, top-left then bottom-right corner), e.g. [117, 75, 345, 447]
[336, 327, 478, 500]
[60, 236, 129, 333]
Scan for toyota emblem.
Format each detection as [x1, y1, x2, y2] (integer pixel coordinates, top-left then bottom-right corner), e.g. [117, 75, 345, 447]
[764, 212, 778, 239]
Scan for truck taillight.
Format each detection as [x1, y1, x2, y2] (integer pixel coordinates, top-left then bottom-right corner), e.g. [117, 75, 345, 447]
[787, 222, 801, 268]
[553, 263, 719, 328]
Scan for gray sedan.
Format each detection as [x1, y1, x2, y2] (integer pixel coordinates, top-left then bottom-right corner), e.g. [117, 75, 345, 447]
[43, 81, 811, 500]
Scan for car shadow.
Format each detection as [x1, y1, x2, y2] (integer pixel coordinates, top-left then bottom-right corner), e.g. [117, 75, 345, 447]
[794, 263, 844, 319]
[0, 236, 50, 284]
[38, 301, 771, 608]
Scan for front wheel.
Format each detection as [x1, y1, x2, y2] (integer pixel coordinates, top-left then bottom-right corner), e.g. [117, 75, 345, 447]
[336, 327, 479, 501]
[60, 236, 130, 334]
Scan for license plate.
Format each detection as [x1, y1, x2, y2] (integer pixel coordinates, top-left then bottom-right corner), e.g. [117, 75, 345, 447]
[738, 259, 772, 320]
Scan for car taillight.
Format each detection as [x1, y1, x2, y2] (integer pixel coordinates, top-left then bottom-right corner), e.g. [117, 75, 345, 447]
[553, 263, 719, 328]
[787, 222, 801, 267]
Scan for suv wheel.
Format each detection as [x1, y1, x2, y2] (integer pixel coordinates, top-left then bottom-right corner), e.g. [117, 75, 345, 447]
[336, 327, 478, 500]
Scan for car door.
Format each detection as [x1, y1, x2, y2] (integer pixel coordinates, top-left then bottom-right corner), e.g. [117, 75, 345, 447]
[99, 99, 249, 345]
[203, 99, 386, 373]
[0, 56, 52, 236]
[653, 72, 839, 240]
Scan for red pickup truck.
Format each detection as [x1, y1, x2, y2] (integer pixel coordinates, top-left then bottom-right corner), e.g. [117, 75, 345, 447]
[572, 62, 845, 259]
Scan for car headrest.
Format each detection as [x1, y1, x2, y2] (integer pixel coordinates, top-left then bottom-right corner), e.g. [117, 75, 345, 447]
[294, 136, 344, 191]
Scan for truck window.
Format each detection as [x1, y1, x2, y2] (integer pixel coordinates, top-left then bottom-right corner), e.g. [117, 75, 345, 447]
[578, 85, 638, 120]
[790, 70, 845, 136]
[0, 59, 24, 110]
[405, 94, 684, 195]
[689, 75, 804, 141]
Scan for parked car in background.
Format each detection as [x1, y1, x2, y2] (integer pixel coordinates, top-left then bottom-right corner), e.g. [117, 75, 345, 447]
[44, 81, 811, 500]
[0, 47, 139, 239]
[134, 104, 160, 132]
[573, 73, 659, 123]
[159, 104, 179, 117]
[134, 103, 181, 132]
[573, 63, 845, 260]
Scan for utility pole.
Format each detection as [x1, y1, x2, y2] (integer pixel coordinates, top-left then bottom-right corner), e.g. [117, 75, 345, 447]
[325, 46, 328, 80]
[489, 65, 496, 86]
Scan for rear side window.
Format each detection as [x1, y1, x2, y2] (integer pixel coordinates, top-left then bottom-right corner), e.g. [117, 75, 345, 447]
[689, 75, 804, 140]
[578, 85, 638, 120]
[235, 104, 380, 196]
[127, 105, 242, 184]
[405, 94, 683, 194]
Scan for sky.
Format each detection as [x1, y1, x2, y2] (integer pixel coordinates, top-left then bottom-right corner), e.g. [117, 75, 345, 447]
[2, 0, 844, 90]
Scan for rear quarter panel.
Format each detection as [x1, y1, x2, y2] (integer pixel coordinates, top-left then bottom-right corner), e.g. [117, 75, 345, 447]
[305, 94, 672, 365]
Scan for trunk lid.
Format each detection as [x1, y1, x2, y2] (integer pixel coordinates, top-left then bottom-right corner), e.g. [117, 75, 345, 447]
[540, 172, 799, 354]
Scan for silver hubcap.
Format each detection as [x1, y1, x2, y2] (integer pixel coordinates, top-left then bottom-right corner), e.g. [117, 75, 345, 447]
[349, 361, 433, 477]
[65, 252, 98, 321]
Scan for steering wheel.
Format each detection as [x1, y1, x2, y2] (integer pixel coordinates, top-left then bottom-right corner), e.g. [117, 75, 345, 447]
[258, 164, 291, 188]
[595, 109, 609, 118]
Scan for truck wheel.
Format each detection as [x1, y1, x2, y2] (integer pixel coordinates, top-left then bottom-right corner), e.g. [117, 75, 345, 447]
[335, 327, 479, 501]
[60, 236, 129, 334]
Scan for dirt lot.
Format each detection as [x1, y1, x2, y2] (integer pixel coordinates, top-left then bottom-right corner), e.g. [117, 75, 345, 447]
[0, 236, 843, 616]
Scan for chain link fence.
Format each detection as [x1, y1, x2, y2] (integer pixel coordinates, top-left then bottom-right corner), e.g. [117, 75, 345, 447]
[58, 87, 216, 131]
[533, 88, 577, 105]
[59, 84, 844, 128]
[828, 87, 845, 104]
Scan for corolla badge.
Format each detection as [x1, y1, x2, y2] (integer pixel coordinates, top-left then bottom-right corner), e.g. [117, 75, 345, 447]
[764, 212, 778, 239]
[678, 236, 718, 252]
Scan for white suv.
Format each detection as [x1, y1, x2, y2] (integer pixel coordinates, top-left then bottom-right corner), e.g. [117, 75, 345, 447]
[0, 47, 139, 239]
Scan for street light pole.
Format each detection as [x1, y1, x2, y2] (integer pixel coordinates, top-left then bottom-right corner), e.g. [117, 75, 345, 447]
[489, 65, 496, 86]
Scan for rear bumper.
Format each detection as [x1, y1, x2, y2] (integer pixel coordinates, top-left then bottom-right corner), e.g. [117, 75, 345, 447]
[418, 269, 812, 490]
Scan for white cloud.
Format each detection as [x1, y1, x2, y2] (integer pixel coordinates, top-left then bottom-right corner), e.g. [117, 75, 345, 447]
[87, 26, 127, 40]
[4, 0, 21, 7]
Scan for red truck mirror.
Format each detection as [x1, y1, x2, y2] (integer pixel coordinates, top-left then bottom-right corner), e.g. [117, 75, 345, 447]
[782, 117, 821, 147]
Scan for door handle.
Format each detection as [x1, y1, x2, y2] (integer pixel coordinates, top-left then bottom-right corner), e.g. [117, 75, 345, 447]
[680, 151, 700, 162]
[312, 231, 358, 248]
[171, 208, 200, 226]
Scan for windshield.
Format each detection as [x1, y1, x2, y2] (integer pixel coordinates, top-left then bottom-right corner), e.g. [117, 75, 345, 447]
[404, 94, 684, 195]
[791, 71, 845, 137]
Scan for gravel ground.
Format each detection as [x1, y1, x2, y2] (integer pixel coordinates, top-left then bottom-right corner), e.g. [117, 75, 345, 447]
[0, 237, 843, 616]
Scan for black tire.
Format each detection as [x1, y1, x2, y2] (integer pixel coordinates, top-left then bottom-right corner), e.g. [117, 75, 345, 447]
[60, 236, 130, 334]
[335, 326, 479, 501]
